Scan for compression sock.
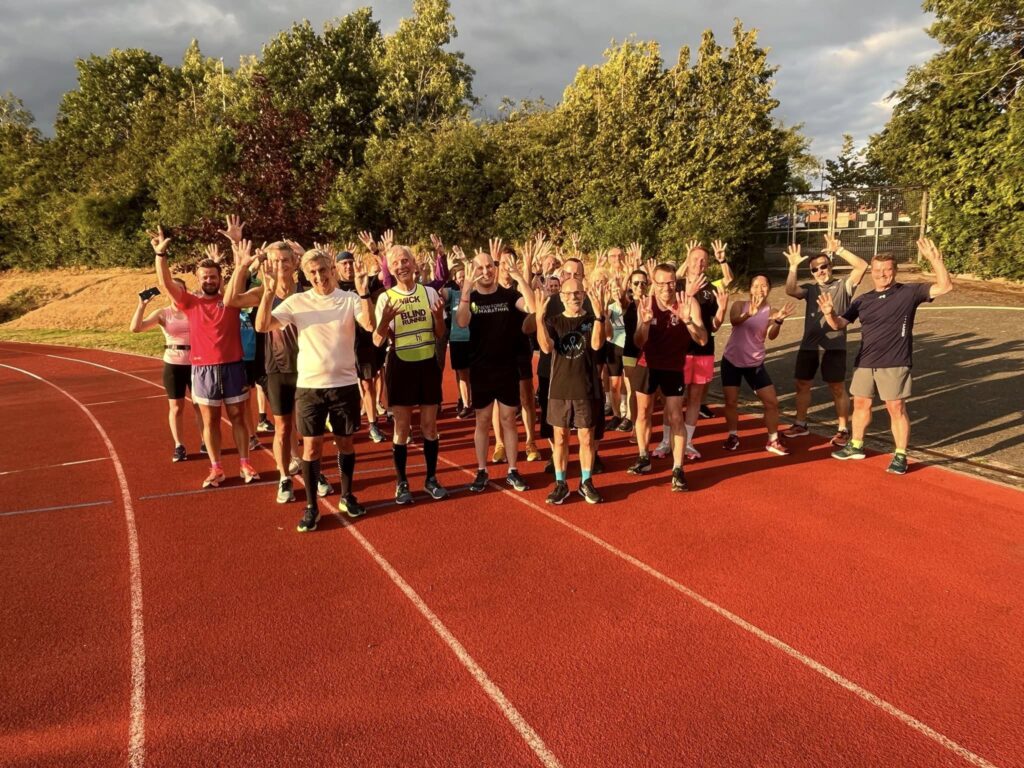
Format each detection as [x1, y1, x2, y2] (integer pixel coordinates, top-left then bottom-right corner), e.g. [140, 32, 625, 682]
[581, 468, 592, 482]
[258, 412, 266, 422]
[337, 452, 355, 498]
[555, 470, 566, 482]
[423, 438, 439, 480]
[302, 459, 320, 502]
[685, 423, 696, 444]
[392, 443, 408, 483]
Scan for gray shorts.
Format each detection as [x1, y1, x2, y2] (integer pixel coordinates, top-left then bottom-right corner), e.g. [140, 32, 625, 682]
[191, 361, 249, 406]
[850, 366, 912, 402]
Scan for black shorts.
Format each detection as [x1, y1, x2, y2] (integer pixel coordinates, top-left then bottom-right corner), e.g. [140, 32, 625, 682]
[449, 340, 472, 371]
[537, 376, 552, 440]
[517, 353, 534, 382]
[471, 366, 521, 409]
[162, 363, 191, 400]
[266, 372, 298, 416]
[385, 355, 443, 406]
[794, 349, 847, 384]
[640, 368, 685, 398]
[547, 398, 602, 430]
[243, 359, 263, 388]
[295, 385, 361, 438]
[604, 344, 625, 377]
[721, 357, 774, 391]
[356, 344, 385, 382]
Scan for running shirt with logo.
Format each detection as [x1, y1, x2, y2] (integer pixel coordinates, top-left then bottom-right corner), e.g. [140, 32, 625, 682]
[264, 293, 300, 375]
[374, 283, 440, 362]
[467, 285, 524, 369]
[175, 292, 242, 365]
[160, 307, 191, 365]
[640, 300, 692, 370]
[545, 313, 601, 400]
[842, 282, 932, 368]
[723, 302, 771, 367]
[677, 277, 721, 356]
[800, 278, 852, 351]
[271, 288, 366, 388]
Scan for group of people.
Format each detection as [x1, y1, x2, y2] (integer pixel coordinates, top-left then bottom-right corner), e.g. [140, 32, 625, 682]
[131, 215, 953, 531]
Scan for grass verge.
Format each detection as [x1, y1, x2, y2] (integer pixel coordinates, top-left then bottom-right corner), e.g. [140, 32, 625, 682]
[0, 328, 162, 357]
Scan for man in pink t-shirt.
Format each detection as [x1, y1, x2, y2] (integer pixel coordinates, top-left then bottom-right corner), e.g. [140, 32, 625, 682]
[151, 226, 257, 489]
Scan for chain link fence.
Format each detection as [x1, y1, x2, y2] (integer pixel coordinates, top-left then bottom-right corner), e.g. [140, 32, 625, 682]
[756, 187, 929, 268]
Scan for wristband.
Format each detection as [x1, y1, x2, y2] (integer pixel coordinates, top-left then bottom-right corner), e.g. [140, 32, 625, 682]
[596, 315, 606, 322]
[155, 253, 167, 258]
[459, 298, 470, 304]
[773, 318, 784, 325]
[359, 294, 370, 300]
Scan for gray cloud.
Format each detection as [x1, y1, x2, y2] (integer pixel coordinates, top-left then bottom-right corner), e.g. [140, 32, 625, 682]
[1, 0, 936, 162]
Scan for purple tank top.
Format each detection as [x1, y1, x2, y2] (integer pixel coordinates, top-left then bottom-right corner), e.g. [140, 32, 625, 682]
[723, 302, 770, 367]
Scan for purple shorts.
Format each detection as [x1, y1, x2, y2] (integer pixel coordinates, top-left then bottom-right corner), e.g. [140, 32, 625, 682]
[191, 361, 249, 406]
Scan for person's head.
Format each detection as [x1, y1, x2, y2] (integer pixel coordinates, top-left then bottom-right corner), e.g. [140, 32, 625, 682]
[652, 263, 676, 303]
[301, 249, 337, 294]
[685, 246, 709, 278]
[628, 269, 649, 297]
[497, 246, 517, 286]
[607, 247, 624, 265]
[870, 253, 897, 291]
[266, 241, 297, 279]
[450, 262, 466, 286]
[335, 250, 355, 283]
[560, 278, 585, 314]
[473, 251, 497, 289]
[386, 245, 416, 285]
[808, 252, 833, 285]
[750, 274, 771, 301]
[196, 259, 223, 296]
[545, 274, 561, 296]
[560, 257, 585, 282]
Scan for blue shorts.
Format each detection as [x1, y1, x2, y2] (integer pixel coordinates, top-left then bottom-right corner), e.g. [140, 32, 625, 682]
[191, 361, 249, 406]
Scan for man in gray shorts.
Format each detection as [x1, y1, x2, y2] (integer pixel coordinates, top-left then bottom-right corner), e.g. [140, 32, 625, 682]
[818, 238, 952, 474]
[783, 234, 868, 447]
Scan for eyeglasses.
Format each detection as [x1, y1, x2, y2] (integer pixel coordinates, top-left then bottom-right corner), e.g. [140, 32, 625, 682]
[653, 280, 674, 287]
[560, 290, 584, 297]
[810, 264, 831, 273]
[631, 280, 648, 287]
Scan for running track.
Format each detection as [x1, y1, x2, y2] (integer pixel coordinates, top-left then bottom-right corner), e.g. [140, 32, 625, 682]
[1, 341, 1022, 768]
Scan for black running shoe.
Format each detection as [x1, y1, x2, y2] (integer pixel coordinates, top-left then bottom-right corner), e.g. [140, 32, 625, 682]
[699, 404, 714, 419]
[297, 507, 320, 532]
[469, 469, 489, 493]
[546, 481, 570, 505]
[607, 416, 622, 431]
[627, 455, 652, 475]
[339, 495, 367, 518]
[505, 469, 528, 492]
[616, 417, 633, 432]
[671, 467, 689, 492]
[578, 479, 603, 504]
[395, 481, 414, 505]
[424, 476, 449, 500]
[172, 444, 187, 463]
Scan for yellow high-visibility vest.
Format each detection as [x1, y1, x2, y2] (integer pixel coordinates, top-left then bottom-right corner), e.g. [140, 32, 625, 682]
[387, 284, 436, 362]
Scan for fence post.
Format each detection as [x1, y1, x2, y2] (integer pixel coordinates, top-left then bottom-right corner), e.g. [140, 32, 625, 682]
[828, 192, 836, 239]
[873, 190, 882, 256]
[919, 189, 930, 238]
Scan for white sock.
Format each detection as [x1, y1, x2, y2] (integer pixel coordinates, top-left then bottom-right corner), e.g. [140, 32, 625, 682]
[684, 423, 696, 444]
[662, 424, 672, 445]
[768, 432, 778, 442]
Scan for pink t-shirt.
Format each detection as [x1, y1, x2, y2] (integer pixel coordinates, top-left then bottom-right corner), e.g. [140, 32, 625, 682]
[176, 292, 242, 366]
[723, 302, 771, 367]
[160, 307, 191, 365]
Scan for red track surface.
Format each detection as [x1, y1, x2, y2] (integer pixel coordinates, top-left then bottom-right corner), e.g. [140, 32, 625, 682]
[1, 341, 1022, 768]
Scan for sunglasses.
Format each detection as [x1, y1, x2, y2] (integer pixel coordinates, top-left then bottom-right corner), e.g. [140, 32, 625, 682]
[631, 280, 648, 286]
[810, 263, 831, 273]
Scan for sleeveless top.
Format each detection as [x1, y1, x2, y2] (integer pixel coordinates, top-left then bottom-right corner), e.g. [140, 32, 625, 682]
[386, 283, 435, 362]
[640, 299, 691, 370]
[160, 307, 191, 365]
[723, 302, 771, 367]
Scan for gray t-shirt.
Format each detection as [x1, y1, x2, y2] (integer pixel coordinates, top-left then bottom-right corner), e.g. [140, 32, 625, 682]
[800, 278, 851, 351]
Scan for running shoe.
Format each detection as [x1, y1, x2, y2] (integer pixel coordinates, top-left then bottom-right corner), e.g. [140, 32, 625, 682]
[651, 441, 671, 459]
[765, 439, 790, 456]
[297, 507, 319, 533]
[276, 477, 295, 504]
[257, 419, 275, 434]
[782, 423, 809, 438]
[317, 474, 333, 497]
[684, 444, 702, 461]
[603, 403, 614, 417]
[248, 435, 261, 452]
[832, 443, 866, 461]
[505, 469, 528, 492]
[578, 479, 603, 504]
[173, 444, 187, 463]
[492, 444, 507, 464]
[607, 416, 622, 431]
[339, 495, 368, 518]
[395, 481, 414, 505]
[670, 467, 689, 492]
[199, 442, 208, 455]
[424, 477, 449, 500]
[287, 456, 302, 476]
[722, 434, 740, 451]
[457, 406, 474, 420]
[240, 463, 260, 484]
[616, 417, 633, 432]
[592, 453, 605, 475]
[830, 429, 850, 448]
[699, 404, 715, 419]
[546, 481, 570, 505]
[202, 467, 226, 488]
[886, 454, 909, 475]
[368, 423, 385, 443]
[525, 444, 542, 462]
[626, 455, 652, 475]
[469, 469, 489, 493]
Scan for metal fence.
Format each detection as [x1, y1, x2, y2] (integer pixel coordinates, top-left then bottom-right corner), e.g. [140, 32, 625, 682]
[757, 187, 929, 268]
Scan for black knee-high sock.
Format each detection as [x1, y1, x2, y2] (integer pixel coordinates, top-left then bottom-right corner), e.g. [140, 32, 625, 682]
[392, 443, 408, 483]
[423, 438, 439, 480]
[302, 458, 320, 506]
[337, 452, 355, 499]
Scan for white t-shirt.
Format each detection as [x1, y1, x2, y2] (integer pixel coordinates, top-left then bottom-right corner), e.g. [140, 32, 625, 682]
[374, 284, 441, 333]
[272, 288, 366, 389]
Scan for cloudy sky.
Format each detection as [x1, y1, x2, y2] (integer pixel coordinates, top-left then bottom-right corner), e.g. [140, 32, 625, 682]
[0, 0, 937, 168]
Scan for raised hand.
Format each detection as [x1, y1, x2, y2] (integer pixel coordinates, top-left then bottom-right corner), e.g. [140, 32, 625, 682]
[917, 237, 943, 265]
[379, 297, 401, 325]
[533, 287, 549, 316]
[685, 273, 707, 298]
[451, 244, 466, 262]
[357, 230, 377, 253]
[461, 262, 480, 294]
[429, 295, 445, 324]
[712, 239, 727, 263]
[533, 233, 552, 268]
[715, 284, 729, 311]
[430, 233, 445, 255]
[218, 214, 245, 244]
[285, 239, 305, 258]
[594, 249, 608, 272]
[147, 226, 171, 255]
[313, 241, 337, 259]
[204, 243, 223, 264]
[489, 237, 504, 264]
[749, 289, 766, 314]
[637, 294, 654, 324]
[380, 229, 395, 254]
[625, 241, 642, 271]
[231, 238, 253, 269]
[643, 257, 657, 281]
[823, 233, 842, 254]
[686, 238, 702, 257]
[353, 257, 369, 295]
[586, 280, 607, 313]
[816, 292, 834, 316]
[345, 240, 358, 255]
[672, 291, 692, 321]
[772, 301, 797, 321]
[569, 232, 581, 256]
[784, 244, 805, 269]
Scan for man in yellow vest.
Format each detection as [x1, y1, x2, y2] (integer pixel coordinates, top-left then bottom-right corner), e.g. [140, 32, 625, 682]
[373, 244, 448, 504]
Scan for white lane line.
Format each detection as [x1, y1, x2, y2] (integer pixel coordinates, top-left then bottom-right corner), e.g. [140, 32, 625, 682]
[0, 363, 147, 768]
[84, 394, 166, 407]
[437, 456, 1000, 768]
[47, 354, 161, 388]
[0, 457, 110, 476]
[717, 304, 1024, 329]
[1, 499, 112, 517]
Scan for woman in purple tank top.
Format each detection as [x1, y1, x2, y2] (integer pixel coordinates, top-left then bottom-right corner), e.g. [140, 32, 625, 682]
[721, 275, 796, 456]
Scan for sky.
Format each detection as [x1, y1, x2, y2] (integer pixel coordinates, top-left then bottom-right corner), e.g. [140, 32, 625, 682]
[0, 0, 937, 171]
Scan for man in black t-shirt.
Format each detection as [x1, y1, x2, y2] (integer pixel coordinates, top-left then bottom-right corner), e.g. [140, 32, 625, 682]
[535, 279, 607, 505]
[819, 239, 952, 474]
[455, 239, 536, 493]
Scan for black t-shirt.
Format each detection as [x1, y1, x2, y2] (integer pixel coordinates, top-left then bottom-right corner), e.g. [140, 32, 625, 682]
[622, 301, 641, 359]
[264, 293, 300, 375]
[545, 312, 601, 400]
[678, 277, 718, 356]
[468, 285, 525, 372]
[338, 279, 378, 361]
[842, 282, 932, 368]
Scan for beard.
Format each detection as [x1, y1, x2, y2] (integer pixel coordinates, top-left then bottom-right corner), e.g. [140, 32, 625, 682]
[202, 283, 219, 296]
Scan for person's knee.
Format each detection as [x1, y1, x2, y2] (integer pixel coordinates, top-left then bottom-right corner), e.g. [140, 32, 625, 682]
[885, 399, 907, 417]
[795, 379, 812, 392]
[335, 436, 354, 453]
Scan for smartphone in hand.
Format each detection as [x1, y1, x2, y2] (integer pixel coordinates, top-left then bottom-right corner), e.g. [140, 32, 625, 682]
[139, 287, 161, 301]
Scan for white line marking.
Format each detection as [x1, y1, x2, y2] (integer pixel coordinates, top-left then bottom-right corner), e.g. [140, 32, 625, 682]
[0, 363, 147, 767]
[84, 394, 166, 406]
[436, 456, 1000, 768]
[46, 354, 160, 388]
[717, 304, 1024, 329]
[0, 499, 112, 517]
[0, 457, 110, 476]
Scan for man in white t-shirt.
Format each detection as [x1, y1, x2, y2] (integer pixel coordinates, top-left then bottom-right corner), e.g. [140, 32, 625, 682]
[253, 248, 373, 532]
